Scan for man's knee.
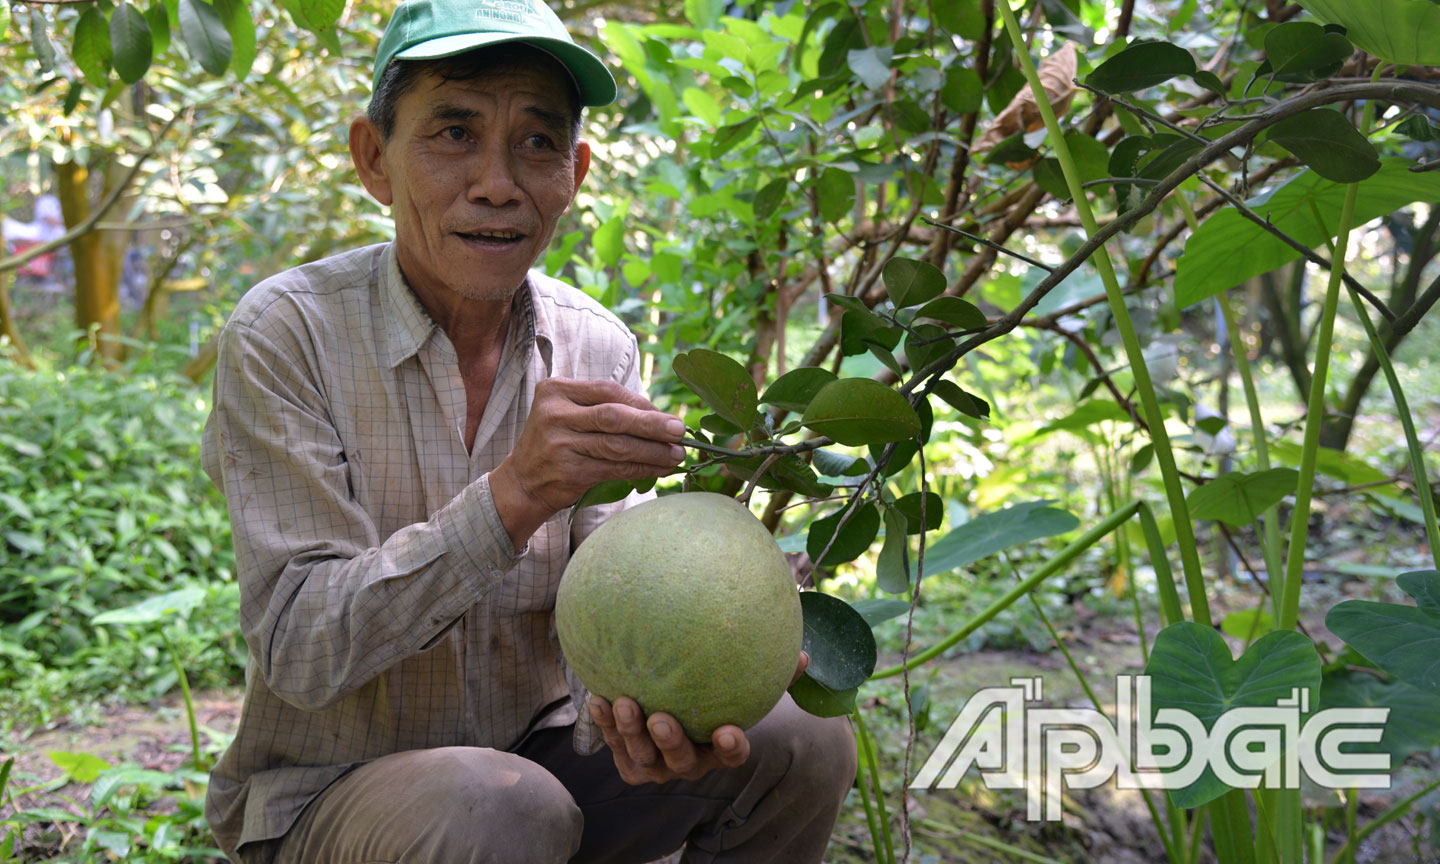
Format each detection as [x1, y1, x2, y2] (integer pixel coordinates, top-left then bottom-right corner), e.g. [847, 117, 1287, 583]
[409, 746, 584, 843]
[753, 696, 857, 801]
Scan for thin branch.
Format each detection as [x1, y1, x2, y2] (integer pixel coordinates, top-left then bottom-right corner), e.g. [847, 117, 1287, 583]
[921, 216, 1054, 272]
[1194, 173, 1397, 323]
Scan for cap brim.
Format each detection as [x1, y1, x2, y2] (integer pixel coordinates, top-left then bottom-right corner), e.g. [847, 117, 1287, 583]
[395, 33, 617, 107]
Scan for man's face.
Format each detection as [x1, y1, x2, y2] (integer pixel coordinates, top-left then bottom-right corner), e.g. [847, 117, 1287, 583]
[357, 56, 589, 303]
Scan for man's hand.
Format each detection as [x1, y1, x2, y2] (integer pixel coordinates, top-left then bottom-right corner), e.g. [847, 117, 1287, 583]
[490, 378, 685, 550]
[589, 652, 809, 785]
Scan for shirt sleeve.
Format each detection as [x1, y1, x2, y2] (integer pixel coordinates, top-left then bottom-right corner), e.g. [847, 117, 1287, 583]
[204, 319, 524, 712]
[566, 333, 657, 755]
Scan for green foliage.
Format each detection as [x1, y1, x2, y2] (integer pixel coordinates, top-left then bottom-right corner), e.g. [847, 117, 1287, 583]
[0, 365, 241, 714]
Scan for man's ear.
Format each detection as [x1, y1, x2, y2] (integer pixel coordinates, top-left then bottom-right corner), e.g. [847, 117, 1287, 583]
[349, 116, 393, 206]
[571, 139, 591, 199]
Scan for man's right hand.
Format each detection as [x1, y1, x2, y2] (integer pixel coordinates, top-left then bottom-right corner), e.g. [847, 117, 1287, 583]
[489, 378, 685, 551]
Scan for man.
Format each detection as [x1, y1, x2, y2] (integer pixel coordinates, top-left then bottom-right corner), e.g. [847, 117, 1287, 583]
[200, 0, 856, 861]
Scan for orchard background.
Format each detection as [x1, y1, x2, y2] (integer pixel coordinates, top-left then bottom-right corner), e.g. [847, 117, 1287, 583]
[2, 0, 1439, 861]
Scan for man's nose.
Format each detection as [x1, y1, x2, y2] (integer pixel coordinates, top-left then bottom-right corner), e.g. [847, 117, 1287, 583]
[467, 143, 523, 207]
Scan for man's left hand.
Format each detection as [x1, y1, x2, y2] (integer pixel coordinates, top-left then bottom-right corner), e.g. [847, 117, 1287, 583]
[588, 651, 809, 785]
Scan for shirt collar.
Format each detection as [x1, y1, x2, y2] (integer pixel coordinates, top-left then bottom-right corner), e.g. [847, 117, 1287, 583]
[380, 243, 553, 373]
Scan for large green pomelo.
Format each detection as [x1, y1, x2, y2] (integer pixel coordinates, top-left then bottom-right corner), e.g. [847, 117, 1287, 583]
[556, 492, 803, 742]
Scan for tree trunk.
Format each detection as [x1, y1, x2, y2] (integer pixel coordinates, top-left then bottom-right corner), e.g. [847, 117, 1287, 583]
[57, 159, 127, 363]
[0, 222, 35, 368]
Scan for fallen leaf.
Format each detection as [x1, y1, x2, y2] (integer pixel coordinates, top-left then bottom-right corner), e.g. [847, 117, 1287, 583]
[974, 41, 1078, 167]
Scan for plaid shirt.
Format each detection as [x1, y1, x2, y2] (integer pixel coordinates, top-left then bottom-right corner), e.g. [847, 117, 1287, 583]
[201, 242, 640, 863]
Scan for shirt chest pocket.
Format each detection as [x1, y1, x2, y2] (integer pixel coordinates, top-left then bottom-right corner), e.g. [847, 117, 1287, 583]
[490, 515, 569, 616]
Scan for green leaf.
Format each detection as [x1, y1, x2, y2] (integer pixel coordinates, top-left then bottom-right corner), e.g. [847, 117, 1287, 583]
[572, 479, 636, 514]
[891, 98, 932, 135]
[91, 586, 207, 626]
[847, 45, 892, 90]
[806, 502, 881, 567]
[30, 8, 55, 72]
[1266, 109, 1381, 183]
[1327, 570, 1440, 696]
[812, 448, 868, 477]
[801, 378, 921, 446]
[867, 342, 904, 377]
[1190, 69, 1226, 95]
[1319, 670, 1440, 762]
[0, 3, 8, 40]
[941, 65, 983, 113]
[1186, 468, 1299, 527]
[903, 324, 952, 378]
[684, 0, 724, 29]
[145, 1, 169, 56]
[213, 0, 254, 79]
[1220, 607, 1275, 640]
[711, 116, 759, 156]
[850, 597, 912, 626]
[797, 591, 877, 689]
[895, 491, 942, 534]
[726, 455, 830, 499]
[876, 507, 911, 592]
[1030, 399, 1132, 439]
[109, 2, 152, 84]
[178, 0, 231, 76]
[672, 348, 758, 430]
[92, 767, 178, 809]
[1398, 114, 1438, 142]
[1144, 623, 1322, 808]
[1173, 159, 1440, 307]
[699, 412, 744, 437]
[754, 178, 789, 220]
[294, 0, 344, 31]
[1085, 40, 1196, 94]
[787, 673, 857, 717]
[760, 367, 837, 414]
[48, 750, 112, 784]
[839, 309, 901, 357]
[915, 296, 986, 329]
[1263, 21, 1352, 82]
[816, 166, 855, 224]
[883, 256, 947, 308]
[935, 0, 985, 39]
[1033, 158, 1070, 199]
[592, 215, 625, 267]
[931, 380, 989, 418]
[915, 500, 1079, 577]
[983, 130, 1038, 166]
[1296, 0, 1440, 65]
[74, 7, 114, 88]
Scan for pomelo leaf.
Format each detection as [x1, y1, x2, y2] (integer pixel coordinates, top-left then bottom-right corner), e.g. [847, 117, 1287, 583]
[915, 296, 986, 329]
[1186, 468, 1298, 527]
[876, 507, 911, 592]
[1263, 21, 1352, 82]
[812, 448, 868, 477]
[571, 479, 637, 514]
[801, 378, 920, 446]
[797, 590, 876, 690]
[903, 324, 953, 378]
[73, 7, 113, 88]
[1265, 109, 1380, 183]
[109, 2, 152, 84]
[895, 491, 942, 535]
[788, 674, 857, 717]
[672, 348, 758, 431]
[806, 502, 881, 566]
[931, 380, 989, 419]
[883, 256, 946, 308]
[1085, 40, 1195, 94]
[839, 309, 901, 357]
[178, 0, 231, 76]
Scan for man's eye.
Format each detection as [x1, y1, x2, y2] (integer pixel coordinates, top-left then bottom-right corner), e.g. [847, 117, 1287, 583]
[443, 126, 468, 141]
[523, 133, 554, 150]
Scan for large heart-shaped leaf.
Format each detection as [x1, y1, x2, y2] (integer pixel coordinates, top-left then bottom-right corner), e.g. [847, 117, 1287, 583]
[1175, 160, 1440, 307]
[1186, 468, 1299, 527]
[1145, 623, 1322, 808]
[801, 378, 920, 446]
[1297, 0, 1440, 65]
[672, 348, 758, 431]
[1320, 670, 1440, 762]
[1326, 570, 1440, 696]
[914, 500, 1078, 578]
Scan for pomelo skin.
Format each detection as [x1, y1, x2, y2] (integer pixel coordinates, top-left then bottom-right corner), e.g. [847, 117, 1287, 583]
[556, 492, 803, 743]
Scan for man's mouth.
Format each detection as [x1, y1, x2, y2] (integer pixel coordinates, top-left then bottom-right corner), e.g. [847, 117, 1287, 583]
[456, 229, 526, 247]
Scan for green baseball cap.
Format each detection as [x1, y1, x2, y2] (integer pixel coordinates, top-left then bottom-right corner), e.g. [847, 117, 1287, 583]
[372, 0, 617, 106]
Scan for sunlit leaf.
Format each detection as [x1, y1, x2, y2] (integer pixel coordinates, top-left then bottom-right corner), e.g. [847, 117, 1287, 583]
[801, 379, 920, 446]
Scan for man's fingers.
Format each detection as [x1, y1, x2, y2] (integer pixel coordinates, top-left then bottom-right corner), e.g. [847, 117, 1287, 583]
[648, 714, 705, 779]
[791, 650, 810, 686]
[571, 401, 686, 443]
[710, 725, 750, 768]
[612, 697, 662, 769]
[546, 377, 658, 412]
